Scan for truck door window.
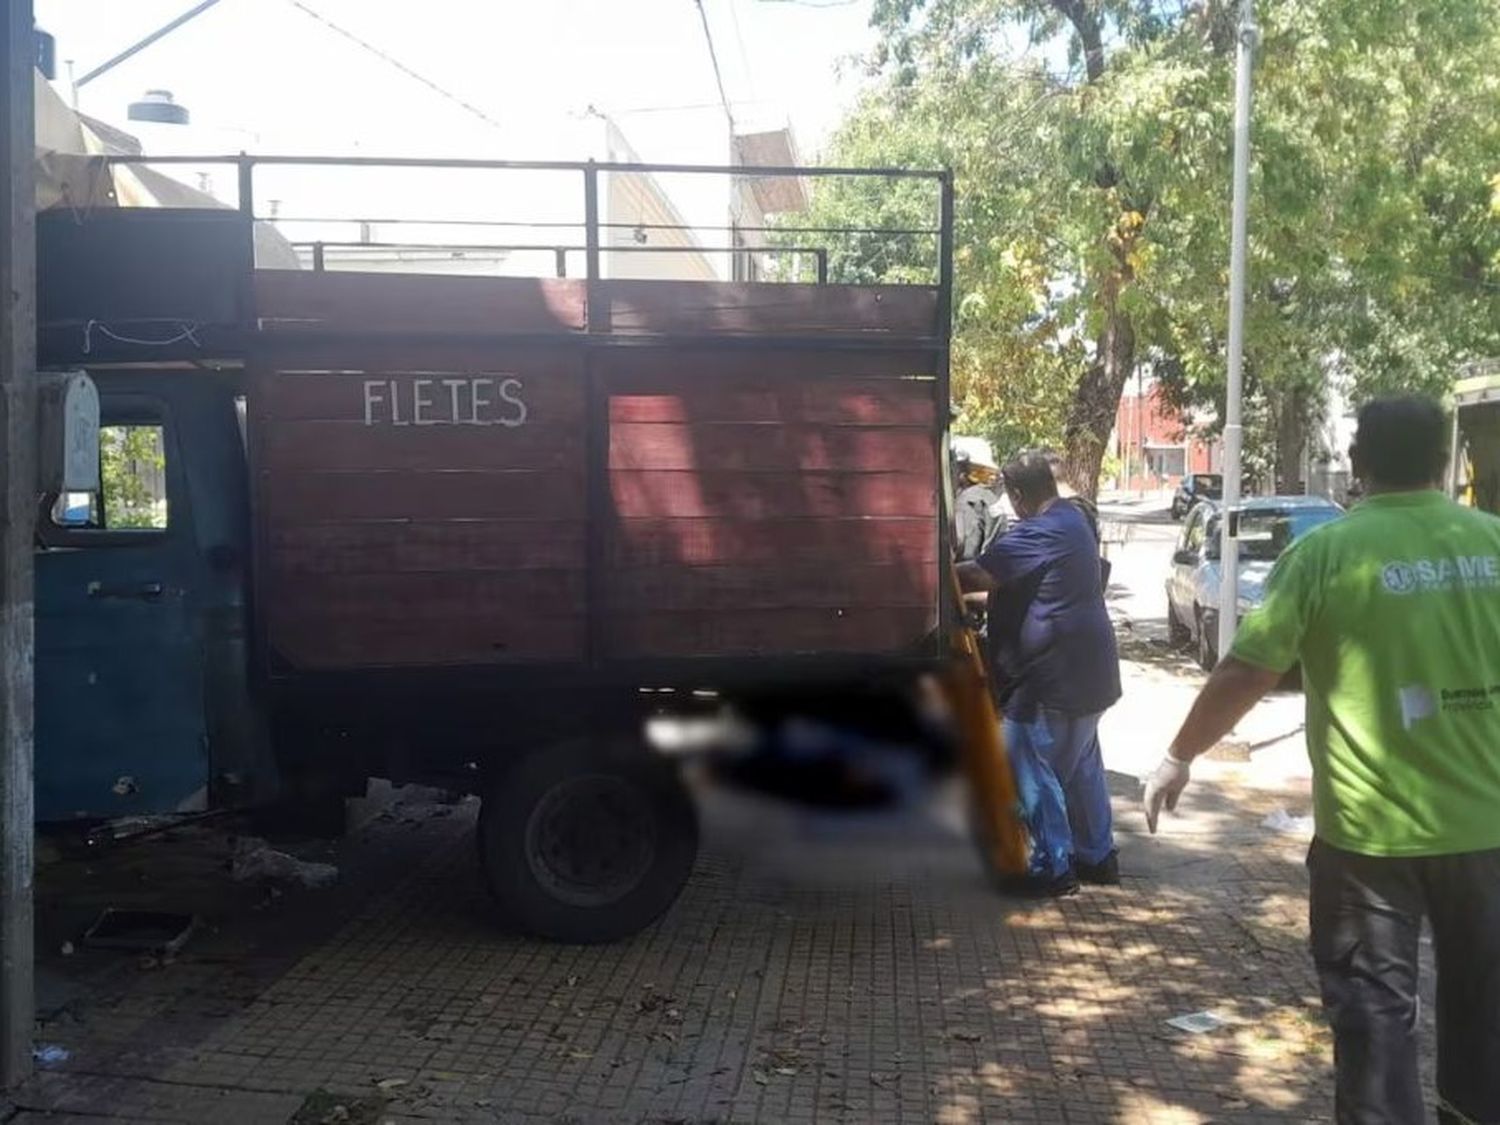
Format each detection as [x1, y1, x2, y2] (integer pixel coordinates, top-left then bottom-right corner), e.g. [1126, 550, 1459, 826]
[51, 423, 170, 531]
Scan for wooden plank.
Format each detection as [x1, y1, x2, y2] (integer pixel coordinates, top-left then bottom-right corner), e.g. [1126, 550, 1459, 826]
[599, 347, 937, 383]
[267, 569, 584, 612]
[270, 609, 585, 668]
[609, 422, 935, 473]
[269, 520, 586, 575]
[263, 421, 579, 472]
[266, 571, 585, 667]
[606, 563, 935, 612]
[608, 382, 936, 426]
[604, 607, 936, 658]
[607, 517, 938, 567]
[264, 469, 583, 524]
[608, 470, 935, 520]
[254, 271, 587, 335]
[603, 280, 940, 337]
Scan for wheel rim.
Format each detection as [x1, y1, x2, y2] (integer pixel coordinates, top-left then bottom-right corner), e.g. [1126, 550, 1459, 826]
[524, 774, 657, 907]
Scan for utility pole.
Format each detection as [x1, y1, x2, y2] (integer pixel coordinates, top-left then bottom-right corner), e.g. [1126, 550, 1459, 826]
[1217, 0, 1257, 666]
[1, 0, 37, 1090]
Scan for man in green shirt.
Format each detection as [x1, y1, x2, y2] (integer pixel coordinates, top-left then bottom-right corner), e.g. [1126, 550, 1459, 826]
[1145, 396, 1500, 1125]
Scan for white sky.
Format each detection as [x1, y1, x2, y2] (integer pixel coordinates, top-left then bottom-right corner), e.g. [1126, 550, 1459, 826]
[36, 1, 881, 273]
[35, 0, 877, 161]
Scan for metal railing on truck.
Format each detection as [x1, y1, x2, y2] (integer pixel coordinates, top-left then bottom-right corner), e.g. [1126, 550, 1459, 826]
[90, 153, 953, 308]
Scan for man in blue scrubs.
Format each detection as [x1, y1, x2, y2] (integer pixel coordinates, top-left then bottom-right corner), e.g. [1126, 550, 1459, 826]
[958, 451, 1122, 896]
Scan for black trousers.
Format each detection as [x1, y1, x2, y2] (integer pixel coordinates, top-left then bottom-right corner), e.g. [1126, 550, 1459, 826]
[1309, 839, 1500, 1124]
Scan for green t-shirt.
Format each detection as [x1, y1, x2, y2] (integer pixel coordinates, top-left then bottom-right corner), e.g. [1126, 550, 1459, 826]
[1231, 490, 1500, 857]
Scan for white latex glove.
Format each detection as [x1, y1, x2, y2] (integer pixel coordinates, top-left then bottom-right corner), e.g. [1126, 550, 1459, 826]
[1143, 753, 1193, 834]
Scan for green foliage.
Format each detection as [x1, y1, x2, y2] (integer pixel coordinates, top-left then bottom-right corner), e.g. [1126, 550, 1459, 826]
[803, 0, 1500, 487]
[101, 425, 168, 530]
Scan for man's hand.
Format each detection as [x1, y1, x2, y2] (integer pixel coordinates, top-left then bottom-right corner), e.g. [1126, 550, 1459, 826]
[1143, 753, 1192, 833]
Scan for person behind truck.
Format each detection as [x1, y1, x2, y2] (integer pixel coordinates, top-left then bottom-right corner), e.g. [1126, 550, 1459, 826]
[1042, 448, 1111, 589]
[953, 451, 1006, 561]
[1144, 395, 1500, 1125]
[1042, 449, 1100, 540]
[957, 450, 1122, 896]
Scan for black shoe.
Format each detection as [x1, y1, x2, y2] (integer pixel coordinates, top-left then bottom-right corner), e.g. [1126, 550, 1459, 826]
[995, 871, 1080, 899]
[1076, 851, 1120, 886]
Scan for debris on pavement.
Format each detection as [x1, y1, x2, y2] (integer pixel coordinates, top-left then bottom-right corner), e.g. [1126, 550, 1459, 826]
[1165, 1011, 1229, 1035]
[231, 837, 338, 888]
[83, 908, 197, 954]
[1261, 808, 1315, 837]
[32, 1044, 69, 1066]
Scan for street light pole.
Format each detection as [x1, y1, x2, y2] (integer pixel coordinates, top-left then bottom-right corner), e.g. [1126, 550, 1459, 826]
[1217, 0, 1257, 666]
[1, 0, 37, 1090]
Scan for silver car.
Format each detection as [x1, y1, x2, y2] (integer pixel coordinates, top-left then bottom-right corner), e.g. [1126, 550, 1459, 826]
[1166, 495, 1344, 669]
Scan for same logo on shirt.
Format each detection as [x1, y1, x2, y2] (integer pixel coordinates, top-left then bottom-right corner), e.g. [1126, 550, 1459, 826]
[1381, 556, 1500, 594]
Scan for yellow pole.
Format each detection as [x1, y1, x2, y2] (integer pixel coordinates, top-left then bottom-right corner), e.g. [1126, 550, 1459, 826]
[940, 570, 1029, 879]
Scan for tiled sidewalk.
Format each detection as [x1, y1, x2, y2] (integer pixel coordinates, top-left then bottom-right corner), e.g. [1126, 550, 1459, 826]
[8, 775, 1369, 1125]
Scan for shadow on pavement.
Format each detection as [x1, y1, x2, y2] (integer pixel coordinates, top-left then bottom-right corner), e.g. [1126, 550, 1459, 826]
[12, 764, 1379, 1124]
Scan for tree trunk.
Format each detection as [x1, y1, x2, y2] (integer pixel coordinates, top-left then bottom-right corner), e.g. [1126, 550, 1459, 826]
[1049, 0, 1135, 500]
[1061, 302, 1136, 500]
[1274, 387, 1307, 494]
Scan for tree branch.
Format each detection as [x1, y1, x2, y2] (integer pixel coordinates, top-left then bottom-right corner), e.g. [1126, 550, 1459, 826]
[1049, 0, 1106, 82]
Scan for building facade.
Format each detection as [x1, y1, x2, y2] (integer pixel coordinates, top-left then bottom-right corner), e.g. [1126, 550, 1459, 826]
[1111, 377, 1219, 492]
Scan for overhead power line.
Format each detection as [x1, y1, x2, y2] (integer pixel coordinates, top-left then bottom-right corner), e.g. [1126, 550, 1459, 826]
[285, 0, 505, 134]
[77, 0, 226, 88]
[693, 0, 737, 135]
[726, 0, 761, 104]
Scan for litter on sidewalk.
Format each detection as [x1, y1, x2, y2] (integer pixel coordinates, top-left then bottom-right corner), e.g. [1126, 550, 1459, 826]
[1261, 808, 1315, 837]
[1165, 1011, 1228, 1035]
[231, 837, 339, 889]
[82, 909, 198, 955]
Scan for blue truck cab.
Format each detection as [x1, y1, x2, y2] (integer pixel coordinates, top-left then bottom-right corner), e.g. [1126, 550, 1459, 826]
[34, 371, 269, 821]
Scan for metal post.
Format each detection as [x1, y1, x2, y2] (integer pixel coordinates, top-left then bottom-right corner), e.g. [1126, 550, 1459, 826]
[935, 172, 954, 334]
[311, 241, 325, 272]
[1128, 366, 1140, 498]
[1217, 0, 1257, 665]
[814, 247, 828, 286]
[236, 154, 254, 219]
[1448, 407, 1462, 501]
[935, 171, 955, 648]
[1, 0, 38, 1090]
[582, 162, 602, 333]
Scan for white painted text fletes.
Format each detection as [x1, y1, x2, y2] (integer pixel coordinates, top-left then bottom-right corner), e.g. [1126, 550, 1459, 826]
[361, 377, 527, 428]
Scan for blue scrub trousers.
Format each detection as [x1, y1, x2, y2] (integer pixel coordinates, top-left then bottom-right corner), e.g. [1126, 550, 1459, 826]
[1003, 709, 1114, 880]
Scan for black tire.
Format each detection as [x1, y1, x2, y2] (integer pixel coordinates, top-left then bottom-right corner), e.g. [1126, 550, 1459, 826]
[1167, 600, 1191, 646]
[477, 739, 698, 943]
[1196, 609, 1218, 671]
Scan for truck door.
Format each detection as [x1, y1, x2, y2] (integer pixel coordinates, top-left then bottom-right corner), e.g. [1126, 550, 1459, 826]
[34, 388, 210, 821]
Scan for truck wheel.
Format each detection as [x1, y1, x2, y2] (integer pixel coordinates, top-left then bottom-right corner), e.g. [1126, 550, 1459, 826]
[477, 740, 698, 943]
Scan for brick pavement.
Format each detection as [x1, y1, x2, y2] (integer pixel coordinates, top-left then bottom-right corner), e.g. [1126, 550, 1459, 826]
[3, 768, 1397, 1125]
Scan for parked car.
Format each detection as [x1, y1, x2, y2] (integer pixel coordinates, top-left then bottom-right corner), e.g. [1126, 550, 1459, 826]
[1166, 495, 1343, 669]
[1170, 473, 1223, 520]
